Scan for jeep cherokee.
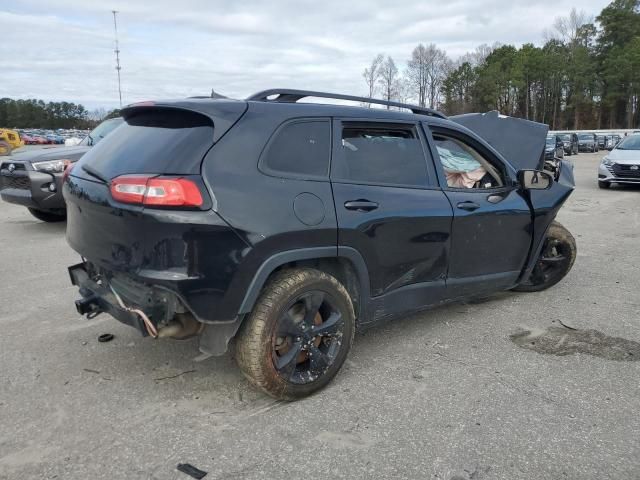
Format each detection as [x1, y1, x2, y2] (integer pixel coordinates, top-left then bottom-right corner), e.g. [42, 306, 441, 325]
[65, 89, 576, 400]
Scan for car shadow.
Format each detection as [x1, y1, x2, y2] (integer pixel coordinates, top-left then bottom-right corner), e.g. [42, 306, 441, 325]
[8, 219, 67, 234]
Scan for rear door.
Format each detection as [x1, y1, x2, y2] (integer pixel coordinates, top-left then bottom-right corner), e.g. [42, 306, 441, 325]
[330, 119, 453, 319]
[425, 124, 532, 297]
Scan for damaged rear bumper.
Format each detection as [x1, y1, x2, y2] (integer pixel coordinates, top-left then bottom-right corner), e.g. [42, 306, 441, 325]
[68, 262, 152, 336]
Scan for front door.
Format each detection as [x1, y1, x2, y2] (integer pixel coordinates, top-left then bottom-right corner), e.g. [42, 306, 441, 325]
[427, 125, 533, 297]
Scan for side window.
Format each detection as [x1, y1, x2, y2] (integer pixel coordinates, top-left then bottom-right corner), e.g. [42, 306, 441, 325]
[431, 133, 505, 189]
[260, 120, 330, 178]
[332, 123, 429, 187]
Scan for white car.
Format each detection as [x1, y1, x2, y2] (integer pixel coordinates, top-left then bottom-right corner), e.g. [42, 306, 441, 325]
[598, 134, 640, 188]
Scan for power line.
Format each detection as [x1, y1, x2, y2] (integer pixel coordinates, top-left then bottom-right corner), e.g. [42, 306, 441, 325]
[112, 10, 123, 108]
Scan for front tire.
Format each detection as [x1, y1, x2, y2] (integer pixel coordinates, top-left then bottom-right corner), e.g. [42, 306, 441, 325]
[598, 181, 611, 189]
[28, 208, 66, 222]
[513, 221, 576, 293]
[235, 268, 355, 400]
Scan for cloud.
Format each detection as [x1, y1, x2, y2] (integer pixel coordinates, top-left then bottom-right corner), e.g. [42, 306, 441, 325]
[2, 0, 610, 110]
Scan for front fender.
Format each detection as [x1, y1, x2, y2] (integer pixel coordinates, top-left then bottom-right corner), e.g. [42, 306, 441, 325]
[518, 160, 575, 282]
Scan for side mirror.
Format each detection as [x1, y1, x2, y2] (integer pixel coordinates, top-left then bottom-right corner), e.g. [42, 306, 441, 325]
[518, 169, 553, 190]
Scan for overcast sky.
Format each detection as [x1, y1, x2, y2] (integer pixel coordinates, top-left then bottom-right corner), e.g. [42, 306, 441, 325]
[2, 0, 611, 110]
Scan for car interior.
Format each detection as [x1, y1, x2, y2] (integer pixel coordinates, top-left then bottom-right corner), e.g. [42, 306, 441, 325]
[432, 134, 504, 189]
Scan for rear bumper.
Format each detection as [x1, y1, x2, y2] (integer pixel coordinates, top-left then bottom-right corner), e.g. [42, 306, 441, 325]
[0, 167, 66, 212]
[68, 262, 150, 336]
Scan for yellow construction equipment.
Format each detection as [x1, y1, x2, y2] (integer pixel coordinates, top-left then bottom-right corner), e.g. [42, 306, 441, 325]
[0, 129, 24, 156]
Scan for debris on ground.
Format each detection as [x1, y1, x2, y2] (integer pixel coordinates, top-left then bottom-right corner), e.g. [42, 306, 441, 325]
[177, 463, 208, 479]
[153, 370, 196, 382]
[98, 333, 114, 343]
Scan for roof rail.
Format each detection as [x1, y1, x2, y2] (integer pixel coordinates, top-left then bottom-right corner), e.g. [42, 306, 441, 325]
[246, 89, 447, 119]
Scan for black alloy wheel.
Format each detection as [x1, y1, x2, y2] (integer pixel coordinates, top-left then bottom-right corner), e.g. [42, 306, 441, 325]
[236, 268, 355, 400]
[513, 221, 577, 292]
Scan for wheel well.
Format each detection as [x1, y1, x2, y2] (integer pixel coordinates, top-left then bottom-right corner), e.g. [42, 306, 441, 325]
[270, 257, 362, 318]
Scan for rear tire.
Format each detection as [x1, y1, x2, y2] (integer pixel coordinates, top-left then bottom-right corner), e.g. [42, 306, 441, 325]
[513, 221, 576, 293]
[28, 208, 66, 223]
[235, 268, 355, 400]
[598, 181, 611, 189]
[0, 141, 11, 156]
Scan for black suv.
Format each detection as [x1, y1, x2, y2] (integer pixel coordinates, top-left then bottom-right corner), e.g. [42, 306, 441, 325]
[558, 133, 579, 155]
[65, 90, 576, 400]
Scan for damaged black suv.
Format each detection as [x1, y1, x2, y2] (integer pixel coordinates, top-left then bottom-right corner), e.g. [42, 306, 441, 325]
[66, 89, 576, 400]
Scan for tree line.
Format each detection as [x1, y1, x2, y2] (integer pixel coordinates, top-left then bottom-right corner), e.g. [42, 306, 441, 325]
[362, 0, 640, 130]
[0, 98, 109, 129]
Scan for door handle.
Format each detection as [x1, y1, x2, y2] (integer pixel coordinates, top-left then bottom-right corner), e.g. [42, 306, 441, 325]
[456, 201, 480, 211]
[344, 199, 379, 212]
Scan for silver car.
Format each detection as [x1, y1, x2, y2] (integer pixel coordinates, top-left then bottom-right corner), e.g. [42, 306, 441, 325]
[598, 134, 640, 188]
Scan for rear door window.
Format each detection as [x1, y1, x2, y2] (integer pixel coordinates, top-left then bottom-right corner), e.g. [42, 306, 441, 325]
[75, 109, 214, 180]
[260, 119, 331, 178]
[332, 122, 430, 187]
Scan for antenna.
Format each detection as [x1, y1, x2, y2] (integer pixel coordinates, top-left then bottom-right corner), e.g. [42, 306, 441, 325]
[112, 10, 123, 108]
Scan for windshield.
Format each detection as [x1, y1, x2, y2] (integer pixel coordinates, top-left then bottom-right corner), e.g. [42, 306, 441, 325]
[559, 134, 571, 141]
[80, 117, 124, 146]
[615, 135, 640, 150]
[546, 137, 555, 145]
[578, 134, 592, 140]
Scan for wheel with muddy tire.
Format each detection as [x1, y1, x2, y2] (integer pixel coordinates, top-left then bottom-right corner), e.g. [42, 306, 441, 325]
[513, 221, 576, 293]
[0, 141, 11, 156]
[28, 208, 66, 222]
[235, 268, 355, 400]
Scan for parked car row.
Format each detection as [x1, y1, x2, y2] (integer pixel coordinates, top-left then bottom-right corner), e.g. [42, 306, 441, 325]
[547, 131, 624, 156]
[15, 128, 89, 145]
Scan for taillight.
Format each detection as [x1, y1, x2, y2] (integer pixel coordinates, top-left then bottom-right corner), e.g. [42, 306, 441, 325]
[110, 175, 204, 207]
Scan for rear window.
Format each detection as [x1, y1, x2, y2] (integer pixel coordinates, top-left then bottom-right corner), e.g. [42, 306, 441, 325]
[332, 123, 428, 187]
[260, 119, 330, 178]
[75, 109, 214, 180]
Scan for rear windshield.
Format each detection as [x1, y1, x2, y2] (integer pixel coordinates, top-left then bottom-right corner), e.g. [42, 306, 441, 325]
[74, 109, 214, 181]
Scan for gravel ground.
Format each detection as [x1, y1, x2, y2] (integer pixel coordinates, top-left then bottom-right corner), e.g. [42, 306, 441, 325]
[0, 152, 638, 480]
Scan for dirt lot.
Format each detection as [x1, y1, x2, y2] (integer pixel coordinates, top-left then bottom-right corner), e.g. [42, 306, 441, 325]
[0, 152, 638, 480]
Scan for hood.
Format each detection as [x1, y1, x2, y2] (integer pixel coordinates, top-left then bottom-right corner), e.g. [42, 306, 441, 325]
[8, 145, 90, 163]
[606, 149, 640, 164]
[451, 110, 548, 171]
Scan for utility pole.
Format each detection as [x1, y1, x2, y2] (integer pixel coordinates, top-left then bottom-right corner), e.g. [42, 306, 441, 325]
[112, 10, 123, 108]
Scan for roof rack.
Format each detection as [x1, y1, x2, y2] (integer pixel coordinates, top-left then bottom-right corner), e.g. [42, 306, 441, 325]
[246, 89, 447, 119]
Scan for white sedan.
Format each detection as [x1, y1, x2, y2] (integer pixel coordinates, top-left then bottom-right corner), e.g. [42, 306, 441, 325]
[598, 134, 640, 188]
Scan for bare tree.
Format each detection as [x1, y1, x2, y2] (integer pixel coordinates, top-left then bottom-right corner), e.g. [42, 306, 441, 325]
[406, 44, 431, 107]
[553, 8, 592, 44]
[457, 43, 499, 67]
[378, 56, 399, 108]
[407, 44, 451, 108]
[88, 108, 107, 122]
[427, 48, 452, 109]
[362, 54, 384, 103]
